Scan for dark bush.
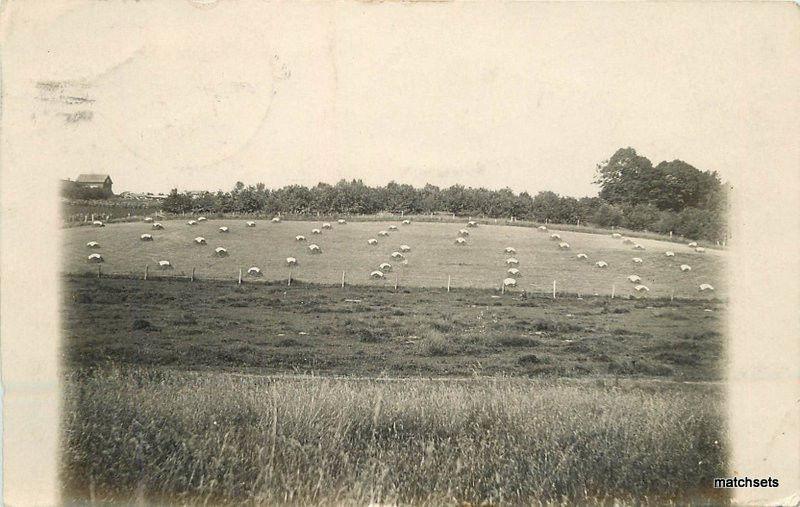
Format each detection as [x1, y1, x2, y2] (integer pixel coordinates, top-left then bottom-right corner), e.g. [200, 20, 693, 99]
[533, 319, 583, 333]
[498, 336, 540, 347]
[517, 354, 542, 365]
[131, 319, 157, 331]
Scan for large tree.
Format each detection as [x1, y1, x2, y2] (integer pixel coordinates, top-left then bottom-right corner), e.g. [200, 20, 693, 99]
[593, 147, 656, 206]
[162, 189, 192, 213]
[595, 148, 723, 212]
[649, 160, 722, 211]
[531, 191, 562, 221]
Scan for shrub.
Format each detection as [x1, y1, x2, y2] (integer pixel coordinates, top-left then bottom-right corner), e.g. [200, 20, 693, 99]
[609, 359, 673, 376]
[342, 318, 388, 343]
[358, 329, 386, 343]
[131, 319, 156, 331]
[673, 207, 726, 242]
[655, 351, 700, 367]
[623, 203, 661, 231]
[533, 319, 583, 333]
[172, 313, 198, 326]
[592, 203, 625, 227]
[498, 336, 540, 347]
[517, 353, 543, 365]
[73, 291, 93, 304]
[416, 328, 453, 356]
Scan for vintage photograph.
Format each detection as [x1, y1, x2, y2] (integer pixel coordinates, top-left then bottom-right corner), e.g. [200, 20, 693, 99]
[1, 1, 798, 506]
[60, 160, 729, 505]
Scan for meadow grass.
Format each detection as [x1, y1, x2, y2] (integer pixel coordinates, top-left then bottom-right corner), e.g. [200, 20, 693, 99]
[63, 276, 725, 380]
[63, 219, 725, 298]
[62, 368, 727, 505]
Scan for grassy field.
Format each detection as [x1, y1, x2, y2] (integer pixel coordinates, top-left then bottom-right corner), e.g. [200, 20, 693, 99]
[62, 368, 727, 505]
[61, 222, 727, 504]
[63, 219, 725, 299]
[63, 276, 725, 380]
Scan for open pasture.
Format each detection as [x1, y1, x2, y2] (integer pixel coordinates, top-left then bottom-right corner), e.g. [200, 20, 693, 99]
[63, 276, 724, 380]
[64, 219, 725, 298]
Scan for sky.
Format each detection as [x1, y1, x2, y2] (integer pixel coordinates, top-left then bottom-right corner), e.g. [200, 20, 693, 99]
[2, 1, 798, 197]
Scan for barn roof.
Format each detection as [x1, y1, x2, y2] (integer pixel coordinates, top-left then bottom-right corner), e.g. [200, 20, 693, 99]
[76, 173, 111, 183]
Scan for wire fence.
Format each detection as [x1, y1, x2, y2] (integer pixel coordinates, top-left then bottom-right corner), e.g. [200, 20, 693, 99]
[67, 215, 726, 301]
[73, 264, 724, 303]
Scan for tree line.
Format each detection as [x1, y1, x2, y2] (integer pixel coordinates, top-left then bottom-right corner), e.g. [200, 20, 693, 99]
[155, 148, 729, 241]
[62, 186, 113, 200]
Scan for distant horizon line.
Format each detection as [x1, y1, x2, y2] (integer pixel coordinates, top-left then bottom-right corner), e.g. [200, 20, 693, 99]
[62, 175, 603, 200]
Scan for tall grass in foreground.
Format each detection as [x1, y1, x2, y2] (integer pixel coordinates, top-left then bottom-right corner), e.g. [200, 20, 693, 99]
[63, 368, 727, 505]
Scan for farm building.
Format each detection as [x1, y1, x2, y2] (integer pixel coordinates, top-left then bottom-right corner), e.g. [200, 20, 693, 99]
[75, 174, 114, 196]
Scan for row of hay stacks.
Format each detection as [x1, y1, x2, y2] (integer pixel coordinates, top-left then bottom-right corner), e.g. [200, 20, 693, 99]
[84, 215, 350, 275]
[492, 225, 715, 295]
[78, 216, 717, 294]
[368, 220, 413, 279]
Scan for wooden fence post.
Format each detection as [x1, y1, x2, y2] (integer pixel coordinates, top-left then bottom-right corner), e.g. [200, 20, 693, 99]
[552, 280, 556, 299]
[238, 268, 242, 285]
[501, 281, 505, 294]
[447, 274, 451, 293]
[394, 272, 399, 291]
[191, 267, 195, 282]
[611, 284, 615, 299]
[341, 270, 346, 289]
[288, 269, 292, 287]
[144, 265, 148, 280]
[97, 265, 102, 279]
